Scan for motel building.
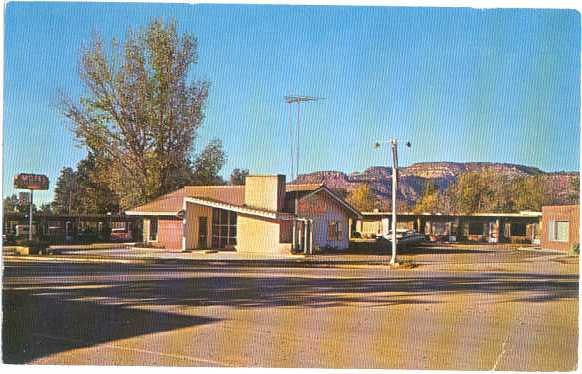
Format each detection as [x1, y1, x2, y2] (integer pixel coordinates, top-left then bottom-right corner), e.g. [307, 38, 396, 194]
[126, 175, 361, 254]
[355, 210, 543, 244]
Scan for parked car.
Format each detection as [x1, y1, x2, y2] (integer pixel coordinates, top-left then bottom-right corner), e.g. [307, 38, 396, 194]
[377, 229, 427, 246]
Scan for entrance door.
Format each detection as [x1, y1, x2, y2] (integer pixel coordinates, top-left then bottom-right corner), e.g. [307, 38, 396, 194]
[198, 217, 208, 248]
[381, 218, 390, 236]
[488, 222, 497, 243]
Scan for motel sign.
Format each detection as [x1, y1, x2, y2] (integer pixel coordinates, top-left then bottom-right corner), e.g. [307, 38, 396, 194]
[14, 173, 49, 190]
[14, 173, 49, 240]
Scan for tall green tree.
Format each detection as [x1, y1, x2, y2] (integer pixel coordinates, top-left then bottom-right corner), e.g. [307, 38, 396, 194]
[568, 176, 580, 203]
[3, 194, 32, 214]
[75, 153, 121, 213]
[448, 170, 495, 214]
[229, 168, 249, 185]
[413, 181, 440, 213]
[52, 167, 78, 214]
[443, 169, 553, 214]
[3, 195, 18, 213]
[190, 139, 226, 186]
[52, 154, 121, 214]
[346, 184, 376, 212]
[61, 19, 223, 209]
[512, 175, 545, 211]
[38, 203, 54, 214]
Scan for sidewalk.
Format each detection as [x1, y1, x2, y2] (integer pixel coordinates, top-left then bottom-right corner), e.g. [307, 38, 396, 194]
[4, 246, 401, 268]
[4, 246, 309, 263]
[4, 244, 575, 269]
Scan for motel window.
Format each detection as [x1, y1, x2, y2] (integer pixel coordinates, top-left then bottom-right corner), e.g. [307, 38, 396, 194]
[468, 222, 483, 236]
[510, 223, 527, 237]
[212, 208, 237, 248]
[111, 221, 128, 232]
[149, 218, 158, 241]
[328, 221, 343, 241]
[548, 221, 569, 242]
[432, 222, 447, 236]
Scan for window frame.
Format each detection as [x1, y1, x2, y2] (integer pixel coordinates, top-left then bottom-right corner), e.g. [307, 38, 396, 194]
[327, 221, 343, 241]
[468, 222, 483, 236]
[510, 223, 527, 237]
[549, 220, 569, 242]
[211, 208, 237, 248]
[149, 218, 158, 242]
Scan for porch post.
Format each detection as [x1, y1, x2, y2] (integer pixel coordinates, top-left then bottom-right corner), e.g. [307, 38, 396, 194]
[304, 221, 308, 254]
[309, 219, 314, 254]
[292, 219, 297, 251]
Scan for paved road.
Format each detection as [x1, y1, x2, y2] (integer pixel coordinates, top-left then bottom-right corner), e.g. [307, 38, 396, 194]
[2, 248, 578, 369]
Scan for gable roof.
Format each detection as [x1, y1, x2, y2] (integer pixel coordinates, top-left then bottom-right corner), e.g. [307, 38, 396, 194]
[125, 182, 359, 218]
[299, 186, 361, 218]
[126, 186, 244, 215]
[285, 183, 323, 193]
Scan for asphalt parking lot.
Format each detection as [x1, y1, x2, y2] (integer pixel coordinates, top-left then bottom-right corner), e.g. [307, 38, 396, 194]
[2, 247, 579, 369]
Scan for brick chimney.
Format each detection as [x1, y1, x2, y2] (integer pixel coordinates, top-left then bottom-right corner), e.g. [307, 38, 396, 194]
[244, 175, 286, 212]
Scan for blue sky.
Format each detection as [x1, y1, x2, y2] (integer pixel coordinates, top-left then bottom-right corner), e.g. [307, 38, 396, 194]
[3, 3, 580, 203]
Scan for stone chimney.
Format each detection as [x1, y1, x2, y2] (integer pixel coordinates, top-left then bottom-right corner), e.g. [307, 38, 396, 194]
[244, 175, 286, 212]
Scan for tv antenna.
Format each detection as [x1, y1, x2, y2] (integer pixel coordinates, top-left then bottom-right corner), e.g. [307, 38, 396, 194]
[284, 95, 324, 180]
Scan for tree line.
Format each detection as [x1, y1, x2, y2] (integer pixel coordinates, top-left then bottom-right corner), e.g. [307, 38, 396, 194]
[414, 169, 579, 214]
[345, 168, 579, 214]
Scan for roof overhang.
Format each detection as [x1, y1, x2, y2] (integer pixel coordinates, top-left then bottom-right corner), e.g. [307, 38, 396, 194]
[184, 197, 295, 220]
[125, 210, 178, 216]
[360, 211, 542, 218]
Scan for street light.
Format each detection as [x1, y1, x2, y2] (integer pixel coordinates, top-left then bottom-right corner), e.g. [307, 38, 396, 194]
[374, 139, 411, 265]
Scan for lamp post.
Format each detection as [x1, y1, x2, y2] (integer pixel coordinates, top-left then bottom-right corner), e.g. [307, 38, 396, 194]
[374, 139, 411, 265]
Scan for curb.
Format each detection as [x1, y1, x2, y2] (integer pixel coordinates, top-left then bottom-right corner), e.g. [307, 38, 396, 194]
[3, 255, 149, 264]
[516, 247, 573, 255]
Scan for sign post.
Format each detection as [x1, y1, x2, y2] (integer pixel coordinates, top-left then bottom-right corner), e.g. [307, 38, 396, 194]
[28, 190, 34, 241]
[13, 173, 49, 241]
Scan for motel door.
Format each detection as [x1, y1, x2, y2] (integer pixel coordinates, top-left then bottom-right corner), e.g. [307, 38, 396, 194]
[488, 222, 497, 243]
[198, 217, 208, 248]
[381, 218, 390, 236]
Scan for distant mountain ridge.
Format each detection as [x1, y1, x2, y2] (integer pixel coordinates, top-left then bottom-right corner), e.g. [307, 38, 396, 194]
[293, 162, 579, 210]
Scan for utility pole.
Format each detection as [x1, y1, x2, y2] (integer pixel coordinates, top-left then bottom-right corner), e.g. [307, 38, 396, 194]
[374, 139, 411, 265]
[284, 95, 324, 180]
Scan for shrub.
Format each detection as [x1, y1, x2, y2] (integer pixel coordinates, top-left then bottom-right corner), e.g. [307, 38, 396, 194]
[134, 242, 163, 249]
[571, 243, 579, 255]
[14, 239, 50, 254]
[398, 259, 418, 269]
[3, 234, 16, 246]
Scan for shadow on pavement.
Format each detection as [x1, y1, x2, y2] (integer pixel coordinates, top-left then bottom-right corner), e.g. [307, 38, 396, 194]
[3, 261, 578, 364]
[324, 246, 497, 255]
[3, 287, 220, 364]
[17, 245, 539, 269]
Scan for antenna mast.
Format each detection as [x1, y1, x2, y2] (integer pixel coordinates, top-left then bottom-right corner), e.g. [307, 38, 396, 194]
[284, 95, 324, 180]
